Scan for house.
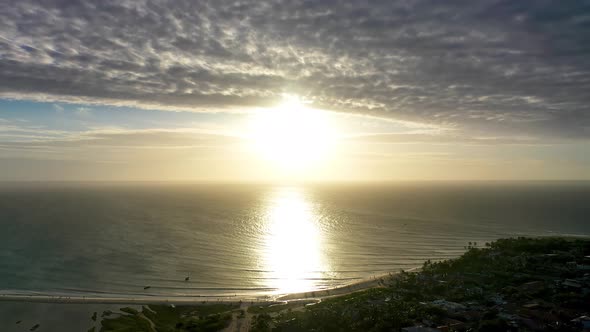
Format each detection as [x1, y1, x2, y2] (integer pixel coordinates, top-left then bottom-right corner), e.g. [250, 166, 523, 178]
[563, 279, 582, 288]
[402, 327, 442, 332]
[519, 317, 544, 331]
[498, 313, 519, 322]
[430, 300, 466, 312]
[571, 315, 590, 330]
[488, 294, 505, 305]
[437, 318, 465, 332]
[518, 280, 544, 293]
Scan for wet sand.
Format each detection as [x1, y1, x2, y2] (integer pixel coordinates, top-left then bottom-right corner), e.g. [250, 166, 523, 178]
[0, 268, 421, 306]
[0, 269, 422, 331]
[276, 268, 420, 301]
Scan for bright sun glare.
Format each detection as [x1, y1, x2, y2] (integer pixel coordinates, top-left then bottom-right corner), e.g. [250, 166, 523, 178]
[262, 187, 327, 294]
[249, 95, 336, 173]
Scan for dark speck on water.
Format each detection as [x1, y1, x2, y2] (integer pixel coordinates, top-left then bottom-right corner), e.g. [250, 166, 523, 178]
[16, 320, 21, 324]
[30, 323, 40, 331]
[0, 182, 588, 304]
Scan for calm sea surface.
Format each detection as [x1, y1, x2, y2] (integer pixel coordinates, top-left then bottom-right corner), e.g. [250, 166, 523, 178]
[1, 182, 589, 299]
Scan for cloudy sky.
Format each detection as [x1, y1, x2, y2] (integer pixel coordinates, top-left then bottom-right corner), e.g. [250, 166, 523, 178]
[0, 0, 589, 181]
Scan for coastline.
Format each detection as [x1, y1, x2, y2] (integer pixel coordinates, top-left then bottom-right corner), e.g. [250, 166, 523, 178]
[3, 237, 590, 331]
[276, 268, 420, 301]
[2, 235, 578, 307]
[0, 268, 421, 306]
[0, 293, 272, 306]
[0, 269, 420, 332]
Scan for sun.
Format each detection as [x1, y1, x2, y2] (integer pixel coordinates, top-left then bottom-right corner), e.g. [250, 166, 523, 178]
[249, 96, 336, 173]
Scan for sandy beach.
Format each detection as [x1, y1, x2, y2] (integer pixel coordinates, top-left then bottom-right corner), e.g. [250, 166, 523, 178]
[0, 268, 422, 306]
[0, 292, 273, 306]
[275, 270, 416, 301]
[0, 269, 421, 332]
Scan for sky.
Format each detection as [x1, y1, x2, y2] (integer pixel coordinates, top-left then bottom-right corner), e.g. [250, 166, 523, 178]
[0, 0, 589, 181]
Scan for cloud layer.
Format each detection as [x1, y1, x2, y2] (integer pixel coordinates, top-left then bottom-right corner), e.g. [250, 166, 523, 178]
[1, 0, 589, 138]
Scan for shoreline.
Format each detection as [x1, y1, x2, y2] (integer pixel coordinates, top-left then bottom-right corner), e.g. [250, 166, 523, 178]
[0, 268, 421, 306]
[276, 268, 420, 301]
[0, 293, 274, 306]
[3, 237, 588, 332]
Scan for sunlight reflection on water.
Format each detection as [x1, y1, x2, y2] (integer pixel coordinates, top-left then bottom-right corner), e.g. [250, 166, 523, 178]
[260, 187, 329, 294]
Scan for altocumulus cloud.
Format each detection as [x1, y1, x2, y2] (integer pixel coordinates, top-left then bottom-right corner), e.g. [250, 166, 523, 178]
[1, 0, 589, 139]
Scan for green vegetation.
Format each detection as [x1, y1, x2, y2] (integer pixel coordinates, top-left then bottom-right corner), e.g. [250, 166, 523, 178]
[259, 237, 590, 331]
[119, 307, 139, 315]
[248, 301, 313, 314]
[93, 237, 590, 331]
[98, 303, 238, 332]
[100, 308, 153, 332]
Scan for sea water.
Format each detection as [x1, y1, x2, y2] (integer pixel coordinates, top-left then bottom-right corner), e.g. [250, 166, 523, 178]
[0, 181, 589, 300]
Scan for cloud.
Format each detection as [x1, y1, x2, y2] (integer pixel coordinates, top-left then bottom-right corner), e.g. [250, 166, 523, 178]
[75, 107, 91, 116]
[52, 104, 64, 113]
[345, 132, 546, 146]
[0, 0, 589, 139]
[0, 126, 242, 163]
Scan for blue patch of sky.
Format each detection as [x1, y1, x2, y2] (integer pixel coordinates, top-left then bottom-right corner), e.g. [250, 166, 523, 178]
[0, 99, 242, 132]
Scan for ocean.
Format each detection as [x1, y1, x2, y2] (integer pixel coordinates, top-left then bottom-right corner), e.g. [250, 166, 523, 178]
[1, 181, 589, 301]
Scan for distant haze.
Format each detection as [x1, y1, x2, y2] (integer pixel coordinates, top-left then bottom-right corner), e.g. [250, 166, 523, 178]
[0, 1, 589, 181]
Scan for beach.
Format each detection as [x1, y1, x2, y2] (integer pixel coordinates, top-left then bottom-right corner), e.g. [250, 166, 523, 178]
[0, 271, 413, 332]
[0, 271, 408, 305]
[1, 183, 589, 331]
[0, 269, 425, 332]
[3, 237, 590, 331]
[2, 182, 588, 305]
